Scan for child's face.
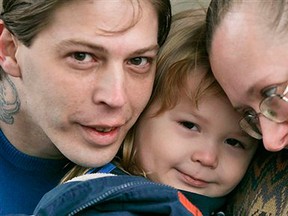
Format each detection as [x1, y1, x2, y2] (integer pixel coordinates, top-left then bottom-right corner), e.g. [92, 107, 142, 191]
[134, 70, 258, 197]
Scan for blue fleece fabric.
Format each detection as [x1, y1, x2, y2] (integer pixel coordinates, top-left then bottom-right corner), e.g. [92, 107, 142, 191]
[0, 130, 71, 215]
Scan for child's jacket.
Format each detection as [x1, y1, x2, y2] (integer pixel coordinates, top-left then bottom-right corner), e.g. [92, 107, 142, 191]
[33, 168, 226, 216]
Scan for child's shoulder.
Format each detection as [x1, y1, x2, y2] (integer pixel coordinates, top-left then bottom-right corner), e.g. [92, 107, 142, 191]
[33, 172, 202, 215]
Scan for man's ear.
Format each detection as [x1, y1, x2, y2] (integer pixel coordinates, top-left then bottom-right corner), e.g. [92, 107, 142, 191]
[0, 20, 21, 77]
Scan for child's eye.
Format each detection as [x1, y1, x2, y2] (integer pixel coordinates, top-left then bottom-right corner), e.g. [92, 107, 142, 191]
[225, 138, 244, 149]
[180, 121, 199, 131]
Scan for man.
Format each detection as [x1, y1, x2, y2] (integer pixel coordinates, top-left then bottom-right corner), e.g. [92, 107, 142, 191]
[0, 0, 171, 214]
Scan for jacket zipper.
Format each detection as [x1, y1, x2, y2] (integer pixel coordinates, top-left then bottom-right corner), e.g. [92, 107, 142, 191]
[68, 180, 173, 215]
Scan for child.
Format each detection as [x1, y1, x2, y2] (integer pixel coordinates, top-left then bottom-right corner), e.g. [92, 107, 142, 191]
[33, 9, 259, 216]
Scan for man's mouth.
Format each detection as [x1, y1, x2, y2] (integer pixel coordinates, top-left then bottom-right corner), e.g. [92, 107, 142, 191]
[95, 127, 116, 133]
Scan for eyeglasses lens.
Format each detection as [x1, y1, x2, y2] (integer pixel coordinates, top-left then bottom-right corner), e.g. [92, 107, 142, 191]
[239, 114, 262, 140]
[260, 95, 288, 123]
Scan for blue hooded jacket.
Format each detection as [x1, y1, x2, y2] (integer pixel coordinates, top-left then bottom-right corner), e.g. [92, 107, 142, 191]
[33, 164, 226, 216]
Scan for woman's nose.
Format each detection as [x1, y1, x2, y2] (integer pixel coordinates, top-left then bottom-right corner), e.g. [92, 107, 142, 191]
[260, 116, 288, 151]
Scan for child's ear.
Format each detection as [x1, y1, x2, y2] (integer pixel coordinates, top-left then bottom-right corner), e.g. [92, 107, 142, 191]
[0, 20, 21, 77]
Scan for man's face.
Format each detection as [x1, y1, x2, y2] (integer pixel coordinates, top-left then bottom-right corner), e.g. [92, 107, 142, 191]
[12, 0, 159, 167]
[210, 4, 288, 151]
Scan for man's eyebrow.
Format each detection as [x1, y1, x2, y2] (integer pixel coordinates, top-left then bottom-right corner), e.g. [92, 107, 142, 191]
[56, 39, 159, 55]
[131, 45, 159, 55]
[56, 39, 108, 54]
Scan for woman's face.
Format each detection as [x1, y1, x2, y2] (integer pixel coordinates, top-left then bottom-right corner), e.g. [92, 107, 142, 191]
[210, 4, 288, 151]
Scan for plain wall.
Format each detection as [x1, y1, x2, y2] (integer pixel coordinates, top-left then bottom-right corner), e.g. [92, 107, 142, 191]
[171, 0, 210, 14]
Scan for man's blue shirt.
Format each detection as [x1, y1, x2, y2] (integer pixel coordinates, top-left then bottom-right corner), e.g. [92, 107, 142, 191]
[0, 130, 71, 215]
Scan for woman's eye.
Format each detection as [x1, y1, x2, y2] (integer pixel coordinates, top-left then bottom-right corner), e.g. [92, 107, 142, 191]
[72, 52, 93, 62]
[261, 85, 277, 97]
[243, 108, 258, 124]
[128, 57, 149, 66]
[180, 121, 198, 131]
[225, 138, 244, 149]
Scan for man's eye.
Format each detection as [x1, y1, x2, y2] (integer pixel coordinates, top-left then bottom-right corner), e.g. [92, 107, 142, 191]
[225, 138, 244, 149]
[180, 121, 198, 131]
[129, 57, 149, 66]
[72, 52, 93, 62]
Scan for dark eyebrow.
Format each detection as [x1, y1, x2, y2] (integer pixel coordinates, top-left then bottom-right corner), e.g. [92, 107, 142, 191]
[247, 85, 256, 96]
[56, 39, 159, 55]
[56, 39, 108, 54]
[234, 106, 253, 115]
[131, 45, 159, 55]
[235, 107, 244, 113]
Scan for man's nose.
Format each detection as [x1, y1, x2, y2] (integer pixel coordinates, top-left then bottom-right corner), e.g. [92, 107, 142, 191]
[92, 63, 127, 108]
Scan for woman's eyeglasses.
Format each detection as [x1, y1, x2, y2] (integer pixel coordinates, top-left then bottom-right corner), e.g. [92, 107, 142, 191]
[239, 82, 288, 139]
